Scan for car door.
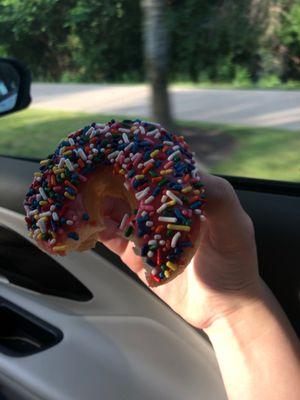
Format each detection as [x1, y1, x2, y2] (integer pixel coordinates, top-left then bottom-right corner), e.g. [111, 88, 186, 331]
[0, 154, 229, 400]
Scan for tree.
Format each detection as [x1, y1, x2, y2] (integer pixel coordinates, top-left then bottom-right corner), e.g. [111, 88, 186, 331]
[1, 0, 300, 85]
[279, 2, 300, 80]
[0, 0, 75, 81]
[69, 0, 143, 82]
[167, 0, 266, 84]
[141, 0, 174, 129]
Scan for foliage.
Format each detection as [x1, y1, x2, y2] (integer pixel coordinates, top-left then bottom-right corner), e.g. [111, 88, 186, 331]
[279, 3, 300, 80]
[0, 0, 300, 84]
[168, 0, 265, 83]
[232, 67, 252, 87]
[69, 0, 143, 82]
[0, 0, 75, 80]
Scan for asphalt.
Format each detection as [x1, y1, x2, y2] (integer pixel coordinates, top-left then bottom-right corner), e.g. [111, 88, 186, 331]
[31, 83, 300, 131]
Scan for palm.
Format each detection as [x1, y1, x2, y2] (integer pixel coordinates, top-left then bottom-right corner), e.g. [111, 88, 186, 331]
[102, 232, 193, 318]
[102, 221, 238, 327]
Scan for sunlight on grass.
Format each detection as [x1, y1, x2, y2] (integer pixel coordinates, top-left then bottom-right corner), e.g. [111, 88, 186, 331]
[183, 121, 300, 182]
[0, 108, 299, 182]
[172, 80, 300, 90]
[0, 109, 129, 158]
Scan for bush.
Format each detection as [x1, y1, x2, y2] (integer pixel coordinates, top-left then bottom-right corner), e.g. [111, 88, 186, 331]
[0, 0, 300, 85]
[69, 0, 143, 82]
[0, 0, 75, 81]
[279, 3, 300, 80]
[233, 67, 252, 87]
[258, 74, 282, 88]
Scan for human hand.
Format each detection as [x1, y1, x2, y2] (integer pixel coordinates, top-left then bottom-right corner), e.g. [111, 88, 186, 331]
[99, 174, 262, 329]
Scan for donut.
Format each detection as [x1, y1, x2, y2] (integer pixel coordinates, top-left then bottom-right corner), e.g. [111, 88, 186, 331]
[24, 119, 205, 286]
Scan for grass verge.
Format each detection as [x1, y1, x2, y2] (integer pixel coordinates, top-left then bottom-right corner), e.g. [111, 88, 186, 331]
[182, 120, 300, 182]
[172, 80, 300, 90]
[0, 109, 299, 182]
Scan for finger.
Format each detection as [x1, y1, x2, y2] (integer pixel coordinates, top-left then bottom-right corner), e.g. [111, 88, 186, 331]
[100, 234, 128, 255]
[120, 241, 148, 278]
[98, 202, 147, 277]
[101, 195, 131, 222]
[200, 173, 254, 247]
[100, 235, 146, 276]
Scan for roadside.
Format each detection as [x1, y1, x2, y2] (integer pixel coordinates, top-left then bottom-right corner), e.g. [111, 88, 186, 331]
[171, 80, 300, 91]
[30, 83, 300, 131]
[0, 109, 299, 182]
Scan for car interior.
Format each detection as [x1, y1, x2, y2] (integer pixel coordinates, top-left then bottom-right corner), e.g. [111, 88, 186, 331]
[0, 38, 300, 400]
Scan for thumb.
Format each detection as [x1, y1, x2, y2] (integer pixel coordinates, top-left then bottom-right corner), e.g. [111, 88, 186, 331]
[100, 235, 145, 276]
[201, 174, 254, 250]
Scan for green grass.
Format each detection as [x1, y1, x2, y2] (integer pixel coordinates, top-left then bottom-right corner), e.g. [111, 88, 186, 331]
[172, 80, 300, 91]
[0, 109, 129, 158]
[182, 120, 300, 182]
[0, 109, 299, 182]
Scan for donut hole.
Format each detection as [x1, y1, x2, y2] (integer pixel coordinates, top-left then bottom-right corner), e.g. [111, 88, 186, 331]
[101, 195, 131, 225]
[97, 196, 132, 241]
[80, 166, 136, 244]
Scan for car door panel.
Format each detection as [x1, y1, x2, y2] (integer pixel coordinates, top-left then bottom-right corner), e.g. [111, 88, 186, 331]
[0, 206, 226, 400]
[0, 155, 299, 399]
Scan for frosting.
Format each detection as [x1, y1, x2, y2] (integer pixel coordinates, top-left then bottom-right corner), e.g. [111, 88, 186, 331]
[24, 119, 205, 284]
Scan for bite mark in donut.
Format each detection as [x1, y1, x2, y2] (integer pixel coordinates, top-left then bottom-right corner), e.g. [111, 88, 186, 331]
[24, 119, 205, 286]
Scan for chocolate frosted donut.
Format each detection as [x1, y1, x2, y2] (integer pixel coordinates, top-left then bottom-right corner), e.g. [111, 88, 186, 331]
[24, 119, 205, 286]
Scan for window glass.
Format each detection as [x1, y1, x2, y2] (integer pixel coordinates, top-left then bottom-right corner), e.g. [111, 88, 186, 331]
[0, 1, 299, 182]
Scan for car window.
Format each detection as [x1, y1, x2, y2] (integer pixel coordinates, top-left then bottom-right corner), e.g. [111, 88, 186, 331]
[0, 0, 299, 183]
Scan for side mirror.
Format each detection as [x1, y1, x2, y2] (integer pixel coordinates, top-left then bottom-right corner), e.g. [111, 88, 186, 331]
[0, 58, 31, 117]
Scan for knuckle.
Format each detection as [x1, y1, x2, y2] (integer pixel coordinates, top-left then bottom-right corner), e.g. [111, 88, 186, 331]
[243, 213, 255, 237]
[214, 176, 235, 200]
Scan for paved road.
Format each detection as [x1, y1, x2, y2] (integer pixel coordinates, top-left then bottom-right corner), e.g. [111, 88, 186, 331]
[31, 83, 300, 131]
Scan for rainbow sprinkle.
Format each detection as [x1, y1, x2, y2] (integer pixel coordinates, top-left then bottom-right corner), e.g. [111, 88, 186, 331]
[24, 119, 205, 285]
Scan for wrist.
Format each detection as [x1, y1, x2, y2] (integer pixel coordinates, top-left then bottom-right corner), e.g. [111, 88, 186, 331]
[201, 282, 300, 400]
[201, 277, 266, 334]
